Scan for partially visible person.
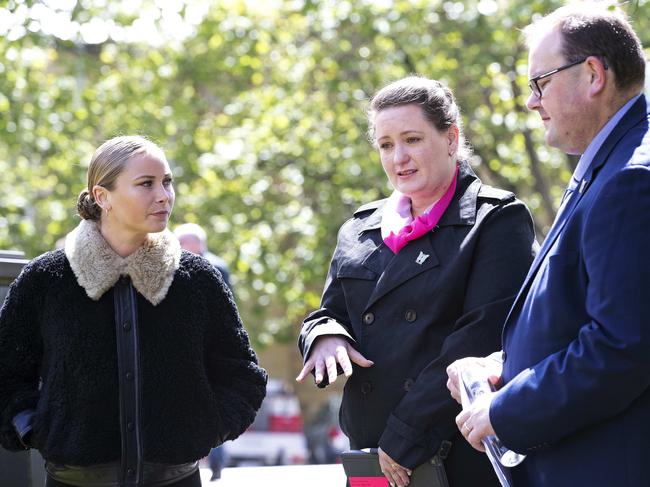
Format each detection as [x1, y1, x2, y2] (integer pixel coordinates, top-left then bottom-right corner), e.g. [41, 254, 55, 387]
[448, 4, 650, 486]
[0, 135, 266, 487]
[175, 222, 233, 481]
[297, 76, 537, 486]
[174, 222, 231, 289]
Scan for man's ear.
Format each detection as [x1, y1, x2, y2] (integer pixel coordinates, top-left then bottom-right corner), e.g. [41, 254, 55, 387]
[586, 56, 608, 97]
[92, 185, 110, 211]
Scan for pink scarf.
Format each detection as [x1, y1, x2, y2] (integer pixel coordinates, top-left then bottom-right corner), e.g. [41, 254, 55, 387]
[381, 166, 458, 254]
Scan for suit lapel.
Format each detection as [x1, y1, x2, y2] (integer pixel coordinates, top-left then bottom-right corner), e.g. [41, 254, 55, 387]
[503, 95, 649, 332]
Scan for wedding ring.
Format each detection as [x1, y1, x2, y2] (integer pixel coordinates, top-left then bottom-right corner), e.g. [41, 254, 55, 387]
[390, 463, 397, 468]
[463, 422, 471, 433]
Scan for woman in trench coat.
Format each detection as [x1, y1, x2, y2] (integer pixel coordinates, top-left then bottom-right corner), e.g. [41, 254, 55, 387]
[297, 76, 537, 486]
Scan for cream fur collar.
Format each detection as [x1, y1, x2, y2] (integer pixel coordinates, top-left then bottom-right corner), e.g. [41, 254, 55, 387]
[64, 219, 181, 305]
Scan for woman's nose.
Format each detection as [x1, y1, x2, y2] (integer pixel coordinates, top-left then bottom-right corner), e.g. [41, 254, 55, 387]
[394, 144, 410, 164]
[156, 184, 170, 202]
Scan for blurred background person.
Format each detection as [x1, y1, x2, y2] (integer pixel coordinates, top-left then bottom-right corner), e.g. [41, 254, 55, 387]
[0, 135, 266, 487]
[175, 222, 233, 481]
[297, 76, 537, 487]
[174, 222, 231, 290]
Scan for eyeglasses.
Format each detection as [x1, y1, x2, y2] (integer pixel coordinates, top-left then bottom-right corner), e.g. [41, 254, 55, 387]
[528, 58, 588, 99]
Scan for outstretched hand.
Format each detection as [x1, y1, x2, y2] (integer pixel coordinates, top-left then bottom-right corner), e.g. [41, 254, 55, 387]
[296, 336, 373, 385]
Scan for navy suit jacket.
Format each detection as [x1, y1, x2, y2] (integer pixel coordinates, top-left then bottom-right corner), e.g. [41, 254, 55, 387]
[491, 95, 650, 487]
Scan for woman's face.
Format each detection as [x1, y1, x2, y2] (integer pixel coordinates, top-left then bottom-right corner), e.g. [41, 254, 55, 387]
[374, 104, 458, 208]
[98, 153, 175, 238]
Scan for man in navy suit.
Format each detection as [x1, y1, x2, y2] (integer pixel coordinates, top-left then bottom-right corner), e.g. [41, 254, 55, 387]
[447, 3, 649, 486]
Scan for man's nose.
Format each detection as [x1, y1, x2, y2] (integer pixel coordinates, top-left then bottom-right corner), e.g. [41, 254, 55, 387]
[526, 90, 541, 111]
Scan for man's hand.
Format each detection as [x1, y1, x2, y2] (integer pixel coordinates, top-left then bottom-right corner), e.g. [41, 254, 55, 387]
[446, 352, 503, 404]
[455, 393, 496, 452]
[378, 447, 412, 487]
[295, 335, 373, 385]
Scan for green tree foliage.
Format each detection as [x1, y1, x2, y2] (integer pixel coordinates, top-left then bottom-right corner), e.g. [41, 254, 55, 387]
[1, 0, 648, 345]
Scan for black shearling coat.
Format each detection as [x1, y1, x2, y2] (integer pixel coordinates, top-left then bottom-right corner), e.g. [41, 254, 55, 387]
[0, 248, 266, 466]
[299, 162, 537, 485]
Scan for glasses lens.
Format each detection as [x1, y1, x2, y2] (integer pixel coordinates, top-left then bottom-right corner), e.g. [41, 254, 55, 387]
[528, 81, 540, 98]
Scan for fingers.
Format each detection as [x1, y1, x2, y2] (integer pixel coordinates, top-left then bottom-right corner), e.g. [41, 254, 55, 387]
[463, 420, 486, 452]
[455, 409, 470, 433]
[347, 346, 374, 368]
[295, 361, 313, 383]
[296, 336, 374, 386]
[325, 354, 338, 384]
[336, 345, 353, 377]
[456, 407, 490, 453]
[386, 465, 411, 487]
[314, 359, 325, 384]
[378, 448, 411, 487]
[446, 364, 461, 404]
[488, 374, 503, 389]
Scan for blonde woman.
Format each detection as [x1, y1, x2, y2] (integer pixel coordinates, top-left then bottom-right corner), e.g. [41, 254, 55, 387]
[0, 135, 266, 487]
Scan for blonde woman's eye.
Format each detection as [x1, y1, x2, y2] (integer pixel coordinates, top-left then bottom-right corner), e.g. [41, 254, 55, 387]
[406, 137, 420, 144]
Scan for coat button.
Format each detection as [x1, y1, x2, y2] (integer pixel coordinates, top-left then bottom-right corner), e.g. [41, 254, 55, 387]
[126, 372, 133, 380]
[127, 468, 134, 476]
[404, 309, 417, 322]
[403, 378, 414, 391]
[362, 312, 375, 325]
[123, 321, 131, 331]
[361, 381, 373, 394]
[127, 421, 134, 431]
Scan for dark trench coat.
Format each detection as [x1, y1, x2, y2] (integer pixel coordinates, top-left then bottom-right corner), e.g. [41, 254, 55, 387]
[299, 162, 537, 485]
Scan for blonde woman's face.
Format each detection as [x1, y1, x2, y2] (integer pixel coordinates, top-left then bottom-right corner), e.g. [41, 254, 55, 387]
[103, 153, 175, 237]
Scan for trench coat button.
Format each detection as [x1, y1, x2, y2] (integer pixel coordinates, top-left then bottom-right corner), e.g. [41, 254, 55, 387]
[126, 372, 133, 381]
[361, 381, 373, 394]
[403, 378, 414, 391]
[404, 309, 417, 322]
[362, 312, 375, 325]
[127, 421, 134, 431]
[127, 468, 134, 476]
[122, 321, 131, 331]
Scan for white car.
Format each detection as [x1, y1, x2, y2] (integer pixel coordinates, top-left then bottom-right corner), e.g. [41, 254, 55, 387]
[223, 379, 309, 466]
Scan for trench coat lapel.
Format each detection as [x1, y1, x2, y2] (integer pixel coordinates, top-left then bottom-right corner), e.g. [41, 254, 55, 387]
[356, 200, 441, 309]
[365, 236, 440, 310]
[360, 162, 479, 310]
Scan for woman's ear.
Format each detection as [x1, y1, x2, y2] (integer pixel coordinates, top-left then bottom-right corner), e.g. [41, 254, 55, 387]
[448, 125, 460, 156]
[92, 185, 110, 212]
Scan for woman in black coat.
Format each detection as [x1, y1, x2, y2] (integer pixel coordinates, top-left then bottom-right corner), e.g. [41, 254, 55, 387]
[0, 135, 267, 487]
[297, 77, 537, 486]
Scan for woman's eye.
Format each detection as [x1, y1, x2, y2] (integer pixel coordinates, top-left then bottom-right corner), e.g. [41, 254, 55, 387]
[379, 142, 393, 150]
[141, 181, 152, 187]
[406, 137, 420, 144]
[163, 178, 173, 187]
